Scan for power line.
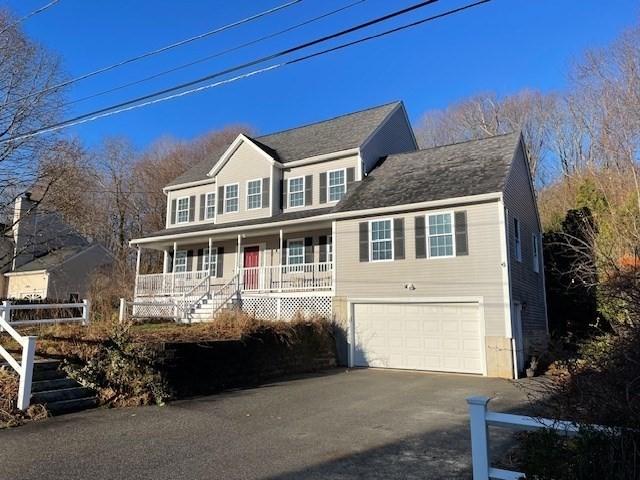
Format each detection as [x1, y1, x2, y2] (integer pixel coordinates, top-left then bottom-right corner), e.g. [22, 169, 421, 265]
[1, 0, 492, 145]
[0, 0, 61, 36]
[64, 0, 368, 108]
[2, 0, 304, 108]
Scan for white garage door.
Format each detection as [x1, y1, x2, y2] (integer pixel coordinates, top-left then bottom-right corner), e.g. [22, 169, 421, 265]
[351, 302, 483, 374]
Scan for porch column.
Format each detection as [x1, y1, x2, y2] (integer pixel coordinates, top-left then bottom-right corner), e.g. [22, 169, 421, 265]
[162, 249, 169, 274]
[278, 228, 283, 293]
[172, 241, 177, 294]
[208, 237, 213, 274]
[331, 220, 337, 293]
[236, 234, 242, 290]
[134, 247, 141, 296]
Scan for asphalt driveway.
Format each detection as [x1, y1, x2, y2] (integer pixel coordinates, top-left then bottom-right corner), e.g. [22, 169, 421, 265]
[0, 369, 527, 480]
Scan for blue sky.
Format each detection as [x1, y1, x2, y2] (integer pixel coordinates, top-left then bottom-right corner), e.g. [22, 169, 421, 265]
[6, 0, 639, 149]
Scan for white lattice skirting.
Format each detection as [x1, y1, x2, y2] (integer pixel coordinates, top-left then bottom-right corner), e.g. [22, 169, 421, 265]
[239, 295, 333, 321]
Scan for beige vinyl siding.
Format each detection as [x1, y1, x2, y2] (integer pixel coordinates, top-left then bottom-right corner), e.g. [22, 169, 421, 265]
[360, 104, 418, 174]
[215, 140, 273, 224]
[282, 155, 359, 213]
[166, 182, 217, 229]
[47, 245, 113, 299]
[335, 201, 508, 337]
[6, 272, 49, 299]
[503, 141, 547, 353]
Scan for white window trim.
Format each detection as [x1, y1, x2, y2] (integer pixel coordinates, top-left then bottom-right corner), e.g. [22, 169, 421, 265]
[203, 246, 218, 273]
[176, 196, 190, 224]
[246, 178, 263, 210]
[532, 233, 540, 273]
[288, 176, 305, 209]
[174, 250, 188, 272]
[287, 238, 305, 266]
[327, 168, 346, 203]
[514, 217, 522, 262]
[326, 234, 333, 263]
[426, 210, 456, 259]
[369, 218, 394, 263]
[205, 192, 216, 220]
[224, 183, 239, 214]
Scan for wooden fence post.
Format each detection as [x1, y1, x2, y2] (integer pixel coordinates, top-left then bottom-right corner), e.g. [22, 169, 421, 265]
[467, 396, 491, 480]
[17, 336, 36, 411]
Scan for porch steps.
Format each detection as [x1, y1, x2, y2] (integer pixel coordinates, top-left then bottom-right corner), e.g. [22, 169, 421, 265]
[187, 295, 239, 322]
[30, 359, 99, 416]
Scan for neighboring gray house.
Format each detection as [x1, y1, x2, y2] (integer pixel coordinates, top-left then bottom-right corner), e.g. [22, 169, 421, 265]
[130, 101, 548, 378]
[4, 193, 113, 300]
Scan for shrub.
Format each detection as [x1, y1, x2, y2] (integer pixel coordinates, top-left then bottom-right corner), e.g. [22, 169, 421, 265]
[0, 368, 48, 428]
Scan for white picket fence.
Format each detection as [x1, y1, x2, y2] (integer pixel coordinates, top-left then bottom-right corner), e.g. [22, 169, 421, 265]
[467, 396, 584, 479]
[0, 300, 90, 410]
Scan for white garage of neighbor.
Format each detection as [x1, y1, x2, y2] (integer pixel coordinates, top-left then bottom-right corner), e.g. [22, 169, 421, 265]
[348, 299, 485, 375]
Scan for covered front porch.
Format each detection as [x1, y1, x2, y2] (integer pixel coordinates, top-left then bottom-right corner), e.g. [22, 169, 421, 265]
[133, 222, 335, 299]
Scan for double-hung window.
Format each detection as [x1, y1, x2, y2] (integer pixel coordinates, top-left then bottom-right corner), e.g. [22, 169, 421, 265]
[427, 213, 454, 258]
[224, 184, 239, 213]
[328, 169, 346, 202]
[247, 179, 262, 210]
[532, 233, 539, 273]
[176, 197, 190, 224]
[288, 177, 304, 208]
[205, 192, 216, 219]
[370, 219, 393, 261]
[203, 247, 218, 274]
[174, 251, 187, 273]
[514, 218, 522, 262]
[287, 239, 305, 270]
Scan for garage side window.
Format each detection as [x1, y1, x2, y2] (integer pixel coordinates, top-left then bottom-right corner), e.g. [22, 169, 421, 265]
[370, 219, 393, 261]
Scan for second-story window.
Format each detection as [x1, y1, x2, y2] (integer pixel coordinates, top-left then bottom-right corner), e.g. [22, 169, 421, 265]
[328, 169, 346, 202]
[428, 213, 454, 258]
[205, 192, 216, 219]
[176, 197, 190, 224]
[224, 184, 239, 213]
[370, 219, 393, 261]
[247, 179, 262, 210]
[288, 177, 304, 208]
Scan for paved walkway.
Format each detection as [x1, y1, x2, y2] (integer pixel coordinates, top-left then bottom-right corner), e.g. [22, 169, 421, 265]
[0, 369, 528, 479]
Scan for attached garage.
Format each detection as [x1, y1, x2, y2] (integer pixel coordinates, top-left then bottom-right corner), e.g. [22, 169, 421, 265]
[349, 299, 485, 375]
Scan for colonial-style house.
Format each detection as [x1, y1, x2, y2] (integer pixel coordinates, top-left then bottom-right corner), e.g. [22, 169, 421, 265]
[129, 101, 548, 378]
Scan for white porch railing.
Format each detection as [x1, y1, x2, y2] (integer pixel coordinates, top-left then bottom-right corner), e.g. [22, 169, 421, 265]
[240, 262, 333, 292]
[135, 270, 210, 296]
[467, 396, 587, 479]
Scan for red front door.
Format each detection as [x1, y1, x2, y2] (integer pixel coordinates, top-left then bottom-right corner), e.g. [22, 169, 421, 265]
[243, 246, 260, 290]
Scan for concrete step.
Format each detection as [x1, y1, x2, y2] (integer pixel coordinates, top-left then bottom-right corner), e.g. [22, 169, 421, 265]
[45, 396, 99, 416]
[31, 377, 79, 393]
[32, 386, 95, 404]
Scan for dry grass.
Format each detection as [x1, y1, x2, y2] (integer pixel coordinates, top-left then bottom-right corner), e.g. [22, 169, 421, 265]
[0, 368, 48, 429]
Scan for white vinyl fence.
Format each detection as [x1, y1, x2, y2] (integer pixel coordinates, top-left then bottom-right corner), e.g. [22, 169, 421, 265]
[467, 396, 586, 480]
[0, 300, 90, 410]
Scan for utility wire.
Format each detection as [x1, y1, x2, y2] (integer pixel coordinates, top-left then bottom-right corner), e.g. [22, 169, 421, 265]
[2, 0, 303, 107]
[0, 0, 61, 36]
[64, 0, 368, 108]
[1, 0, 491, 145]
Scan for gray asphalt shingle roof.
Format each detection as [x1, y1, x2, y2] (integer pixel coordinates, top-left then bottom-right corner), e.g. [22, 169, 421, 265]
[166, 102, 401, 187]
[13, 245, 88, 272]
[335, 132, 521, 212]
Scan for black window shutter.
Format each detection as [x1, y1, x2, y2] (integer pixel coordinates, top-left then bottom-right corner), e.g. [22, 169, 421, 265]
[217, 247, 224, 277]
[454, 211, 469, 256]
[393, 218, 405, 260]
[346, 167, 355, 191]
[359, 222, 369, 262]
[199, 194, 206, 221]
[170, 199, 177, 225]
[319, 235, 327, 262]
[188, 196, 196, 222]
[281, 178, 287, 210]
[281, 240, 287, 265]
[262, 178, 270, 208]
[304, 237, 313, 264]
[415, 216, 426, 259]
[217, 186, 224, 215]
[319, 173, 327, 204]
[197, 248, 204, 270]
[186, 250, 193, 271]
[304, 175, 313, 206]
